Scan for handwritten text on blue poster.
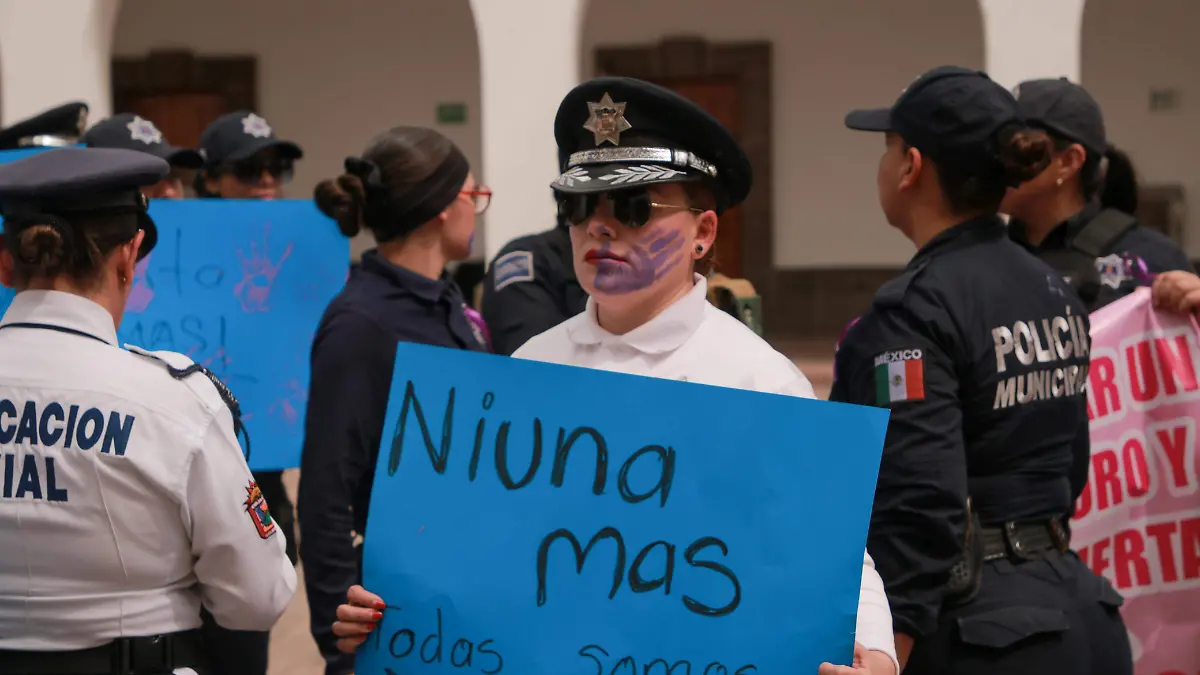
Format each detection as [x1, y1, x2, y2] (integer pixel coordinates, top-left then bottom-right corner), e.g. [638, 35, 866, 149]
[0, 198, 348, 470]
[358, 344, 889, 675]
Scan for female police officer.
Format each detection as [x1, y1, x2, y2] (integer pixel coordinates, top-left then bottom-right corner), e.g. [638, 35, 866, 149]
[833, 66, 1133, 674]
[300, 125, 491, 675]
[1001, 78, 1194, 312]
[0, 147, 295, 674]
[329, 77, 899, 675]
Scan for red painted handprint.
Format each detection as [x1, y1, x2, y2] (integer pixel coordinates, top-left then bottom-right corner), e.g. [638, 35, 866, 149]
[126, 257, 154, 313]
[234, 225, 294, 313]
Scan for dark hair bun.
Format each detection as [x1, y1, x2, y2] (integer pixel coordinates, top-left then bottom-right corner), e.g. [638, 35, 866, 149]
[314, 174, 366, 238]
[998, 127, 1054, 186]
[16, 225, 67, 276]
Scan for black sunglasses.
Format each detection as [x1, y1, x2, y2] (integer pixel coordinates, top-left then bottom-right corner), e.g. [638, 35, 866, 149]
[222, 157, 295, 185]
[556, 188, 703, 229]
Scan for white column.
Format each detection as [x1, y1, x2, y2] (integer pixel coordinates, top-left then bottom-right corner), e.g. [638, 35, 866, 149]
[470, 0, 586, 262]
[978, 0, 1087, 89]
[0, 0, 121, 126]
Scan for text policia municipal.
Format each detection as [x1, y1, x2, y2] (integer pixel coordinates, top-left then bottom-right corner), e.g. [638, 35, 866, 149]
[991, 308, 1091, 410]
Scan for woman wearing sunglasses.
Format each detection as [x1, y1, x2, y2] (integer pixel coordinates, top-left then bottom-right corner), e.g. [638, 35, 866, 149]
[191, 110, 306, 675]
[329, 78, 898, 675]
[300, 126, 492, 675]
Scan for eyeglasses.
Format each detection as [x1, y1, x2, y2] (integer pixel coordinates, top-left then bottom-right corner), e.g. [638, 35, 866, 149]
[462, 186, 492, 215]
[224, 157, 295, 185]
[556, 188, 703, 229]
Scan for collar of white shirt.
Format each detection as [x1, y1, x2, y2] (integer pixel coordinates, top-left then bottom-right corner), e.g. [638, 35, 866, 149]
[0, 289, 120, 345]
[566, 274, 708, 354]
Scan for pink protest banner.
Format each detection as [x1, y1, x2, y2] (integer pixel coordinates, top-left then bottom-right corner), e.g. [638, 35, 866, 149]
[1072, 287, 1200, 675]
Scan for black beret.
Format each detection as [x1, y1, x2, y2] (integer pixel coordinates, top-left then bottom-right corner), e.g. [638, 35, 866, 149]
[0, 147, 169, 260]
[83, 114, 204, 169]
[551, 77, 752, 213]
[0, 102, 88, 151]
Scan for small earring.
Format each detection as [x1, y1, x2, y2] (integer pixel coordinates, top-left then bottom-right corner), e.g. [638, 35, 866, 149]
[695, 244, 704, 254]
[1056, 178, 1064, 186]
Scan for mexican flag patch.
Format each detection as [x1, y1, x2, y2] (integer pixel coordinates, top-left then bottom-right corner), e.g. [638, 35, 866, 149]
[874, 348, 925, 404]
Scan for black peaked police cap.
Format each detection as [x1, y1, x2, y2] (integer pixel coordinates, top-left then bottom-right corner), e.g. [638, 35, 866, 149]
[845, 65, 1023, 174]
[199, 110, 304, 167]
[0, 101, 89, 150]
[551, 77, 752, 214]
[1012, 77, 1107, 157]
[0, 147, 169, 260]
[83, 114, 204, 169]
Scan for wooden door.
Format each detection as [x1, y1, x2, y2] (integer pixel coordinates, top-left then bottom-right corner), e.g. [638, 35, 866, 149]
[653, 77, 743, 277]
[127, 93, 227, 148]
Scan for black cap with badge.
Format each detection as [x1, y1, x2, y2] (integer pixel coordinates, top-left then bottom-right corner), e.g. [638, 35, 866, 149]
[0, 147, 169, 260]
[198, 110, 303, 166]
[82, 114, 203, 169]
[845, 65, 1023, 176]
[1011, 78, 1107, 156]
[0, 102, 89, 150]
[551, 77, 751, 215]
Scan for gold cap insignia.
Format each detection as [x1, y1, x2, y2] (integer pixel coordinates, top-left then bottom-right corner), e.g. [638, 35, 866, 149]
[583, 93, 632, 146]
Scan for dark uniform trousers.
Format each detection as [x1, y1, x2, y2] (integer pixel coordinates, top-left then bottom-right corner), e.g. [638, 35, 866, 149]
[905, 551, 1132, 675]
[200, 470, 297, 675]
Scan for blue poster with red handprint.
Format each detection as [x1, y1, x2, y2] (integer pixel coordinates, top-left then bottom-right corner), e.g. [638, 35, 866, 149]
[0, 196, 349, 469]
[126, 200, 349, 469]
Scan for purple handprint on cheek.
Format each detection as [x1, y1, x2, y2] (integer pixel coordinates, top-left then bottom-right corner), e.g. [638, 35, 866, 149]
[126, 256, 154, 314]
[591, 226, 686, 295]
[234, 225, 294, 313]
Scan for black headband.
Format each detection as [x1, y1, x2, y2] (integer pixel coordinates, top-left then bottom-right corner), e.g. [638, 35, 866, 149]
[345, 145, 470, 242]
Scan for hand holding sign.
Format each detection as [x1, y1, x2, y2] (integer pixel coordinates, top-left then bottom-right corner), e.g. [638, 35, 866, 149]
[357, 343, 889, 675]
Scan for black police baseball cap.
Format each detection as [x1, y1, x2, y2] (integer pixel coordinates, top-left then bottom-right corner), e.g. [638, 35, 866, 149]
[82, 114, 203, 169]
[845, 66, 1022, 173]
[198, 111, 303, 166]
[0, 147, 170, 260]
[0, 102, 88, 150]
[551, 77, 752, 214]
[1012, 78, 1106, 156]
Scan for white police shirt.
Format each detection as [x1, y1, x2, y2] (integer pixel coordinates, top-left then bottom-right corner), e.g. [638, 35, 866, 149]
[514, 275, 899, 669]
[0, 290, 296, 651]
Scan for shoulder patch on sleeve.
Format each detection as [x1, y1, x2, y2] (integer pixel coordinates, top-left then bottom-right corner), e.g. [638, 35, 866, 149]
[492, 250, 535, 292]
[125, 344, 252, 461]
[872, 348, 926, 405]
[244, 480, 277, 539]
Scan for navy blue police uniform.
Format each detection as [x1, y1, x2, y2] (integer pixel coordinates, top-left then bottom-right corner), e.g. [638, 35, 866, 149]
[833, 67, 1133, 675]
[0, 101, 89, 150]
[1007, 78, 1193, 312]
[481, 222, 587, 355]
[0, 148, 298, 675]
[298, 152, 490, 675]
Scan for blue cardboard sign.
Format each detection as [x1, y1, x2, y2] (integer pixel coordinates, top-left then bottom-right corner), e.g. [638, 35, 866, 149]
[358, 343, 890, 675]
[0, 199, 348, 470]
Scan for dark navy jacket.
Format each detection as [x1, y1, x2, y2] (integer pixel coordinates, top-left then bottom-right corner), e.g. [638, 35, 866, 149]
[297, 250, 488, 674]
[831, 216, 1092, 638]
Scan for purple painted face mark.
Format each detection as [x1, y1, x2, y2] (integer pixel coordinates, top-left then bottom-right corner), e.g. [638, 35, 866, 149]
[591, 226, 686, 295]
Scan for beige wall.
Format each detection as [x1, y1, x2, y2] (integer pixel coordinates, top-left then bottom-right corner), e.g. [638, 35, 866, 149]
[112, 0, 482, 260]
[1083, 0, 1200, 256]
[108, 0, 1200, 265]
[580, 0, 986, 268]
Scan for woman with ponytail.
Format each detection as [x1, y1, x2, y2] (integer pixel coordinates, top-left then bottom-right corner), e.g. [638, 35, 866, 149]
[298, 126, 491, 675]
[1001, 78, 1194, 312]
[834, 66, 1133, 675]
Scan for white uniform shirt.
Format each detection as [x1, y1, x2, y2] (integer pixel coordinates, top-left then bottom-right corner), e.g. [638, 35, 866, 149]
[0, 291, 296, 650]
[515, 275, 898, 668]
